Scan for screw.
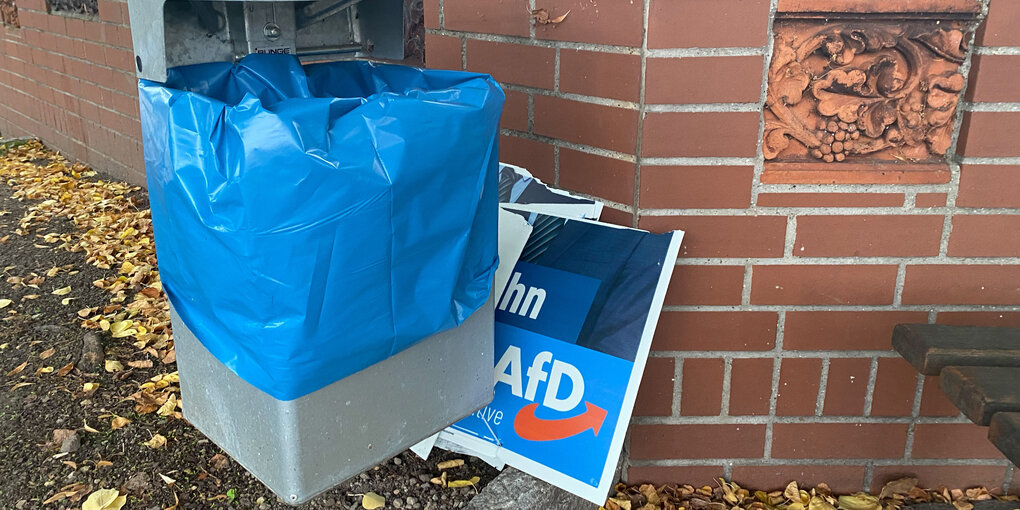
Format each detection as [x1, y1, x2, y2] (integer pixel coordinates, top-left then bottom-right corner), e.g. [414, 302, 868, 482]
[264, 22, 282, 40]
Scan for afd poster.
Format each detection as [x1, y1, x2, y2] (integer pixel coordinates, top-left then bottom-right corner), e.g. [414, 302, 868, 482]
[442, 209, 683, 504]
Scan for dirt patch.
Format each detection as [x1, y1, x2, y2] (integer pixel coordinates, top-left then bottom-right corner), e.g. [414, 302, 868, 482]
[46, 0, 97, 17]
[0, 143, 498, 509]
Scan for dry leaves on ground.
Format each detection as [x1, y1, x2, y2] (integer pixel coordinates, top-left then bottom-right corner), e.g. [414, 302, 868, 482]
[602, 478, 1014, 510]
[0, 140, 177, 411]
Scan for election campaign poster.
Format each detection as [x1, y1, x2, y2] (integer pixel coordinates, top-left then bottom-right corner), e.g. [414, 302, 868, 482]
[440, 209, 683, 504]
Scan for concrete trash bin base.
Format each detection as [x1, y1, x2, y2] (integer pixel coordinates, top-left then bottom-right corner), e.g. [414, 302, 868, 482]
[170, 296, 495, 505]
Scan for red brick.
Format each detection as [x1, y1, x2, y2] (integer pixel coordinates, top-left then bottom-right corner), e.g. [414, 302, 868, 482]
[664, 265, 745, 306]
[425, 34, 461, 71]
[642, 112, 759, 158]
[920, 375, 962, 417]
[533, 95, 638, 154]
[653, 312, 777, 351]
[915, 193, 947, 208]
[443, 0, 530, 36]
[751, 265, 898, 305]
[499, 135, 554, 183]
[599, 206, 634, 228]
[822, 358, 870, 416]
[772, 423, 908, 459]
[534, 0, 643, 47]
[871, 466, 1008, 493]
[959, 112, 1020, 157]
[958, 165, 1020, 208]
[627, 465, 725, 486]
[501, 89, 528, 132]
[794, 215, 943, 257]
[784, 311, 929, 351]
[912, 423, 1007, 459]
[639, 215, 787, 258]
[629, 424, 766, 459]
[646, 56, 764, 104]
[423, 0, 439, 29]
[976, 0, 1020, 46]
[559, 49, 641, 102]
[680, 358, 724, 416]
[729, 358, 774, 416]
[648, 0, 770, 49]
[634, 356, 675, 417]
[641, 166, 753, 209]
[776, 358, 821, 416]
[871, 357, 919, 417]
[967, 55, 1020, 103]
[732, 465, 866, 494]
[902, 265, 1020, 305]
[949, 215, 1020, 257]
[466, 40, 554, 89]
[558, 149, 635, 205]
[757, 193, 905, 208]
[936, 311, 1020, 328]
[98, 0, 126, 24]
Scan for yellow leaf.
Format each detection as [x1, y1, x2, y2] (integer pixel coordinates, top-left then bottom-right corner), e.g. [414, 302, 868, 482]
[10, 382, 33, 391]
[109, 320, 130, 335]
[82, 419, 100, 433]
[35, 366, 54, 375]
[111, 416, 131, 429]
[437, 459, 465, 470]
[158, 394, 178, 417]
[81, 488, 126, 510]
[104, 360, 124, 373]
[83, 382, 99, 393]
[46, 267, 60, 277]
[99, 320, 110, 331]
[447, 476, 480, 488]
[145, 434, 167, 449]
[52, 286, 71, 296]
[120, 261, 135, 274]
[362, 492, 386, 509]
[0, 299, 11, 309]
[838, 494, 881, 510]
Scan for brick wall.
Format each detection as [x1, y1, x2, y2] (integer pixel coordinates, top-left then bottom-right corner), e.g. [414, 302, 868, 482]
[0, 0, 143, 183]
[0, 0, 1018, 494]
[425, 0, 1020, 494]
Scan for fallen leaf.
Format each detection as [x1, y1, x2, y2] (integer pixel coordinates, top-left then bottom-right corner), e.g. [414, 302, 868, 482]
[157, 393, 178, 417]
[52, 286, 71, 295]
[530, 8, 569, 24]
[61, 297, 75, 306]
[447, 476, 481, 488]
[838, 493, 880, 510]
[82, 419, 100, 433]
[62, 460, 77, 470]
[10, 382, 33, 390]
[7, 361, 27, 376]
[110, 416, 131, 429]
[145, 434, 166, 449]
[127, 359, 152, 369]
[82, 382, 99, 393]
[40, 347, 55, 359]
[785, 482, 801, 502]
[209, 453, 229, 471]
[0, 299, 11, 309]
[879, 478, 917, 500]
[81, 488, 126, 510]
[56, 362, 74, 376]
[362, 491, 386, 509]
[437, 459, 465, 470]
[95, 460, 113, 468]
[104, 360, 124, 373]
[159, 473, 176, 485]
[35, 366, 54, 375]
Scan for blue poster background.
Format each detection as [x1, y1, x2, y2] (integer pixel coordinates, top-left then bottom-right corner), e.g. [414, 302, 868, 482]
[451, 261, 635, 487]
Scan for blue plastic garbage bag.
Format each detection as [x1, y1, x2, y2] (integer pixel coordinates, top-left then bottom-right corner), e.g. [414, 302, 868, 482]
[138, 54, 503, 401]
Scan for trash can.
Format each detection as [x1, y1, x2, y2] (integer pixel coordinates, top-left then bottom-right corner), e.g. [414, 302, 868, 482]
[139, 54, 504, 504]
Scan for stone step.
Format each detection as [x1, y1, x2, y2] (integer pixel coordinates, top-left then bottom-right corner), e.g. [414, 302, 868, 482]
[940, 366, 1020, 426]
[989, 412, 1020, 468]
[892, 324, 1020, 376]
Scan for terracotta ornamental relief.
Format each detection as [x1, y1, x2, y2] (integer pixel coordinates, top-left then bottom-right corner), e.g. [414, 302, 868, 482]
[764, 20, 970, 167]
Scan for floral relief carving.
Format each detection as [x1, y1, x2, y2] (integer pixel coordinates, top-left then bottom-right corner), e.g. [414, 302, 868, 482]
[764, 21, 970, 165]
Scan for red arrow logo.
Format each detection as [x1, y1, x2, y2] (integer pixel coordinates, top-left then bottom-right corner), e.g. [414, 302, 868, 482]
[513, 401, 608, 442]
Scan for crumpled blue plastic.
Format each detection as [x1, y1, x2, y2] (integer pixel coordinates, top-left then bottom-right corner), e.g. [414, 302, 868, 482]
[138, 54, 503, 401]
